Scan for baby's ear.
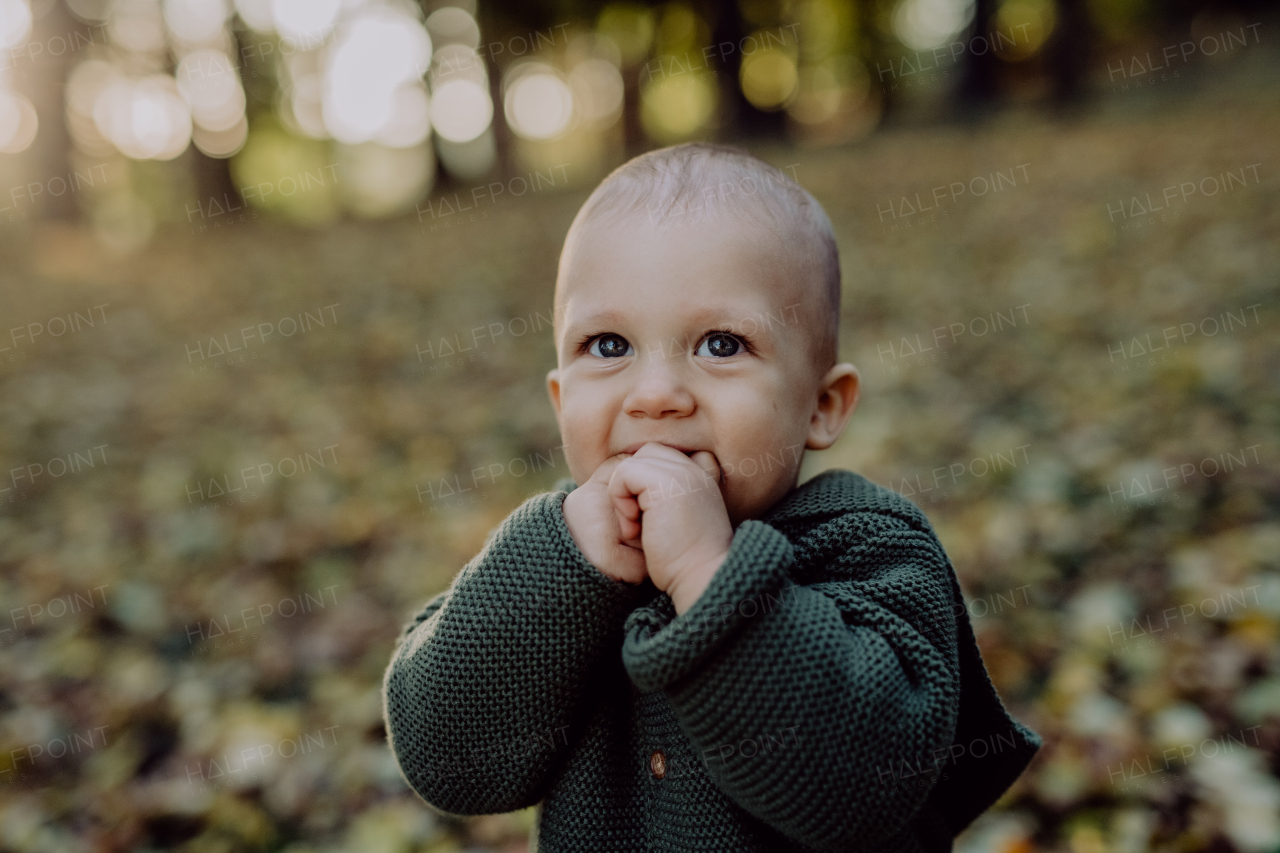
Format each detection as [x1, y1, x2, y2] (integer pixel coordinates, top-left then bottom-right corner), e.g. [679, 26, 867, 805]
[546, 369, 562, 418]
[806, 363, 860, 450]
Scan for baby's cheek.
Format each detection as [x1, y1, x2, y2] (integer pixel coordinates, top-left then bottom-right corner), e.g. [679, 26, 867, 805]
[565, 451, 592, 486]
[567, 443, 614, 487]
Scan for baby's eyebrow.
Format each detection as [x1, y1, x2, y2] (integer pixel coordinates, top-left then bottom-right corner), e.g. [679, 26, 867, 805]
[568, 309, 626, 329]
[560, 303, 786, 355]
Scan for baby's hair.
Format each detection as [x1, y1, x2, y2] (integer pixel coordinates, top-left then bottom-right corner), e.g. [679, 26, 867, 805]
[558, 142, 841, 373]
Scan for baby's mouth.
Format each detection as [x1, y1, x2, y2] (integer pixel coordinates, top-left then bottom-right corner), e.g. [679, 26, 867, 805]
[616, 441, 703, 456]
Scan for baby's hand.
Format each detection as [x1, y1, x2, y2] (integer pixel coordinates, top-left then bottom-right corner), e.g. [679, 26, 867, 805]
[562, 453, 648, 585]
[606, 443, 733, 614]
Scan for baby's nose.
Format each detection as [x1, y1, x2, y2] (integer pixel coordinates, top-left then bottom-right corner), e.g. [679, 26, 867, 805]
[623, 365, 695, 418]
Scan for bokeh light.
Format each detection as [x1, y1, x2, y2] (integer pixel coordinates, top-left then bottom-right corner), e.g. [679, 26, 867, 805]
[67, 59, 118, 155]
[321, 7, 432, 146]
[282, 72, 326, 138]
[0, 89, 37, 154]
[430, 78, 491, 144]
[192, 112, 248, 157]
[109, 0, 169, 54]
[795, 0, 843, 62]
[652, 2, 705, 56]
[93, 73, 192, 160]
[640, 73, 716, 143]
[425, 6, 480, 50]
[787, 55, 871, 127]
[270, 0, 340, 43]
[596, 3, 653, 67]
[231, 118, 341, 223]
[568, 58, 625, 128]
[233, 0, 273, 33]
[378, 83, 432, 148]
[0, 0, 35, 155]
[638, 3, 715, 142]
[65, 0, 113, 22]
[163, 0, 229, 45]
[504, 64, 575, 141]
[995, 0, 1057, 61]
[0, 0, 33, 50]
[177, 49, 246, 132]
[740, 32, 800, 111]
[892, 0, 977, 51]
[335, 140, 435, 218]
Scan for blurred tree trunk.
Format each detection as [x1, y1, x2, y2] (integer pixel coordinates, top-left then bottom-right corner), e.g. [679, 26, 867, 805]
[193, 27, 247, 210]
[193, 150, 242, 211]
[28, 1, 80, 219]
[1047, 0, 1090, 105]
[957, 0, 1001, 112]
[708, 2, 787, 140]
[622, 61, 645, 158]
[708, 2, 748, 139]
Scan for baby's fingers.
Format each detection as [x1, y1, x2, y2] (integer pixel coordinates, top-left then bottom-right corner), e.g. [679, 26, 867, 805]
[614, 504, 642, 543]
[610, 488, 640, 521]
[588, 451, 633, 486]
[690, 450, 722, 486]
[611, 494, 641, 541]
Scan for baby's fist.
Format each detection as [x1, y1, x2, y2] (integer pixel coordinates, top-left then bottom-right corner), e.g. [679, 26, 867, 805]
[606, 443, 733, 613]
[561, 453, 648, 585]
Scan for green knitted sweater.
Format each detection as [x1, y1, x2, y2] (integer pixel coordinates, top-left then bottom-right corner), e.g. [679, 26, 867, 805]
[382, 469, 1040, 852]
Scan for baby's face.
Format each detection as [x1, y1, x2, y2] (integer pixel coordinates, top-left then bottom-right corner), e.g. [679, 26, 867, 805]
[547, 212, 841, 527]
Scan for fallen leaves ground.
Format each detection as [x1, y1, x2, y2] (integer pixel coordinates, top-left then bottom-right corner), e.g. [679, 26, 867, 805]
[0, 56, 1277, 853]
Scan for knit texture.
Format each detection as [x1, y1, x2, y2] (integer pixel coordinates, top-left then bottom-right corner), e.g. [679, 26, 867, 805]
[383, 469, 1040, 852]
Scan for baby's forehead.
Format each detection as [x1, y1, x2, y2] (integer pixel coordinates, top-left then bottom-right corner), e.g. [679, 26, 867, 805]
[586, 165, 807, 234]
[559, 223, 819, 334]
[567, 206, 805, 289]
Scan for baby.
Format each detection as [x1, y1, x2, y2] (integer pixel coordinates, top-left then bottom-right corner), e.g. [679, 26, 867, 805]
[383, 143, 1040, 852]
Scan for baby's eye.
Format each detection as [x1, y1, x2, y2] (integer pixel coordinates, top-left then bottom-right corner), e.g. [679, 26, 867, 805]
[696, 333, 742, 358]
[588, 334, 633, 358]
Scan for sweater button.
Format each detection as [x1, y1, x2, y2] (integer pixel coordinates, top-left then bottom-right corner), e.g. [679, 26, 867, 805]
[649, 750, 666, 779]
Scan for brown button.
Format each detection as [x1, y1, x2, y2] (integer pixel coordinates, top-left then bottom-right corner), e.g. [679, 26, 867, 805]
[649, 749, 666, 779]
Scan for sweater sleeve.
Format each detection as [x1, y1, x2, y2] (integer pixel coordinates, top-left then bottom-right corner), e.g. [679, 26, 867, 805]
[621, 515, 961, 852]
[383, 488, 652, 816]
